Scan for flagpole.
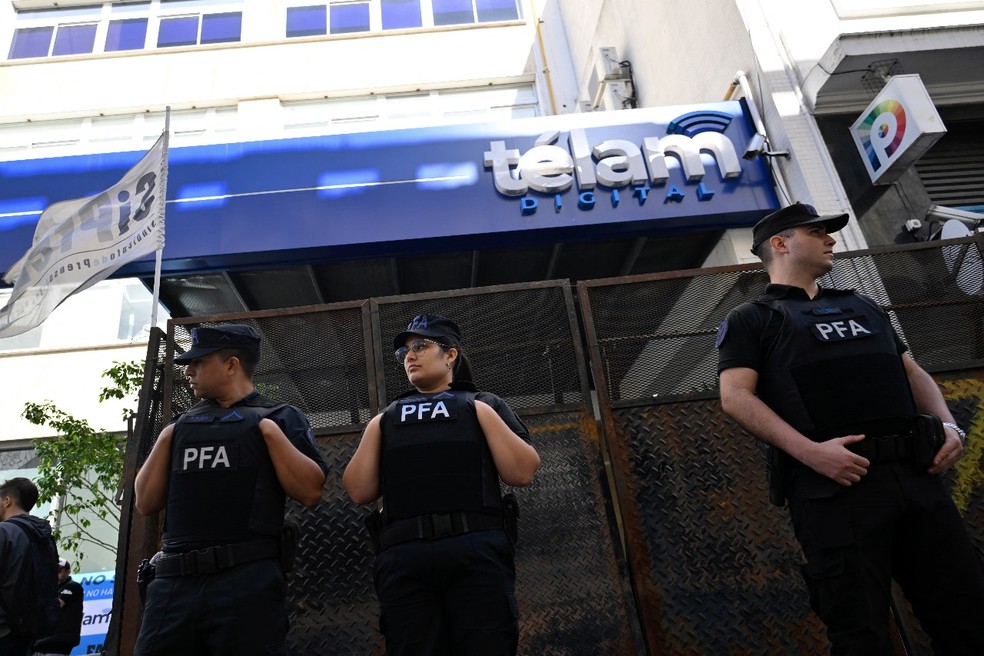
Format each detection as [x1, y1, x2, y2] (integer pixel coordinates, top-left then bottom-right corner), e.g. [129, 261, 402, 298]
[150, 106, 170, 332]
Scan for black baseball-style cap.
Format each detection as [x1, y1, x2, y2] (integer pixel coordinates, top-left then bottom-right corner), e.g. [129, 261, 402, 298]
[751, 202, 849, 253]
[393, 314, 462, 350]
[174, 324, 261, 364]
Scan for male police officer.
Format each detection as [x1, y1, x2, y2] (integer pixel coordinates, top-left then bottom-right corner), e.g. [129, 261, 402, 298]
[133, 324, 328, 656]
[717, 203, 984, 655]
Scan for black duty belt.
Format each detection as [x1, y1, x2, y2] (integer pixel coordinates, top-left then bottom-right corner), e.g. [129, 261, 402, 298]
[155, 539, 279, 577]
[378, 511, 504, 551]
[846, 433, 914, 463]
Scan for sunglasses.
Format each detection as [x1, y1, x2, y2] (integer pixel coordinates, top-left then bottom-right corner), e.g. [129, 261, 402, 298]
[394, 338, 450, 364]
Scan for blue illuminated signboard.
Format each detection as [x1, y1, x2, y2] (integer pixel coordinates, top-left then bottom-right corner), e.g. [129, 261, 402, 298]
[0, 103, 777, 279]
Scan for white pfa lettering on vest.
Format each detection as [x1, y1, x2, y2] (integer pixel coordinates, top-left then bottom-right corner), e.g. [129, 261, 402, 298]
[182, 445, 231, 470]
[400, 401, 452, 422]
[813, 319, 873, 341]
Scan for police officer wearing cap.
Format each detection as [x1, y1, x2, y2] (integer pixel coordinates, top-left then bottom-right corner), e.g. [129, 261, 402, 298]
[344, 314, 540, 656]
[133, 324, 328, 656]
[718, 202, 984, 654]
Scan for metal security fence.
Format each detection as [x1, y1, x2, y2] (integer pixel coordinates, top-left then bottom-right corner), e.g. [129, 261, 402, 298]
[578, 235, 984, 655]
[108, 237, 984, 656]
[109, 282, 643, 655]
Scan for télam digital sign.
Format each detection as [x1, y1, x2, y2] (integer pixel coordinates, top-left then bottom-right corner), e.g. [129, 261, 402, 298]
[0, 103, 778, 279]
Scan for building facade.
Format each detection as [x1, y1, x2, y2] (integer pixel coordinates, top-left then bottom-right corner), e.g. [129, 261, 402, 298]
[1, 0, 982, 610]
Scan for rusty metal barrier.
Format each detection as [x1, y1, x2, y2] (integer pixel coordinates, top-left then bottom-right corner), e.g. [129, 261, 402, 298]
[578, 235, 984, 655]
[108, 282, 644, 655]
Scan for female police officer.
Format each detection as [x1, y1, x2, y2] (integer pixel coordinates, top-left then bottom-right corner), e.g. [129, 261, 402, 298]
[343, 314, 540, 656]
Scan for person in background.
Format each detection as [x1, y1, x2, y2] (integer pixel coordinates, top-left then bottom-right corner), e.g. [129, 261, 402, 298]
[717, 202, 984, 654]
[31, 559, 83, 656]
[0, 477, 58, 656]
[133, 324, 328, 656]
[344, 313, 541, 655]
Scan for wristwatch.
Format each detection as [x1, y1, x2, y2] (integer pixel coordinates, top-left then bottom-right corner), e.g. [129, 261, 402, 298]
[942, 422, 966, 444]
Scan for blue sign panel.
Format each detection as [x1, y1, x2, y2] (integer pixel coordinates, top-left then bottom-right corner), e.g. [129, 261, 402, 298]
[0, 103, 777, 278]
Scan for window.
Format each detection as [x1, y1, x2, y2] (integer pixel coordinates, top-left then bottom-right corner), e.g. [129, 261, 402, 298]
[51, 23, 98, 56]
[330, 2, 370, 34]
[158, 15, 200, 47]
[201, 12, 242, 44]
[10, 23, 99, 58]
[433, 0, 519, 25]
[8, 26, 53, 59]
[381, 0, 422, 29]
[158, 11, 241, 47]
[286, 5, 327, 37]
[105, 19, 149, 52]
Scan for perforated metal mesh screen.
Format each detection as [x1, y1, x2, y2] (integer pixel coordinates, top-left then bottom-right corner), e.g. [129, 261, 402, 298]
[584, 237, 984, 402]
[373, 282, 586, 409]
[579, 236, 984, 655]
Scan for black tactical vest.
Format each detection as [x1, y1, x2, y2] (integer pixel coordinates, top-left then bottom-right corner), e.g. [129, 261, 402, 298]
[379, 389, 504, 522]
[163, 396, 286, 548]
[755, 290, 917, 440]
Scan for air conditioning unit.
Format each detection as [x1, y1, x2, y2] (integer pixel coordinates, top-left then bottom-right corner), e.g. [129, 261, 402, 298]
[588, 47, 629, 110]
[593, 80, 633, 112]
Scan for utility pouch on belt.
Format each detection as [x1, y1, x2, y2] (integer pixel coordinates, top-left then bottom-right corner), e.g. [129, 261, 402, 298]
[766, 445, 790, 508]
[364, 509, 383, 555]
[280, 519, 300, 575]
[503, 493, 520, 544]
[136, 552, 161, 605]
[912, 413, 946, 470]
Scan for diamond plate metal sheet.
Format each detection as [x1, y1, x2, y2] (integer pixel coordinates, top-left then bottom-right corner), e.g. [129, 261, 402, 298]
[611, 400, 827, 654]
[579, 237, 984, 656]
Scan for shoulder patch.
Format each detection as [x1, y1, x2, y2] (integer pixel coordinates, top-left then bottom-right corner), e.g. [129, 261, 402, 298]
[715, 319, 728, 349]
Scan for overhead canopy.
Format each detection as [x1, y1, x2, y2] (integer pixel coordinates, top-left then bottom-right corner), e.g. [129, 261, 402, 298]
[0, 105, 778, 317]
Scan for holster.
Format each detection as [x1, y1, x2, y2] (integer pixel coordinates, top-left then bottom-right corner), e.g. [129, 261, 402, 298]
[912, 413, 946, 470]
[280, 520, 300, 575]
[364, 509, 383, 555]
[766, 445, 790, 508]
[136, 552, 161, 605]
[503, 493, 520, 544]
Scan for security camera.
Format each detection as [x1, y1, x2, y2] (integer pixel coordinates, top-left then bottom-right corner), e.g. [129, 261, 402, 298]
[743, 133, 766, 161]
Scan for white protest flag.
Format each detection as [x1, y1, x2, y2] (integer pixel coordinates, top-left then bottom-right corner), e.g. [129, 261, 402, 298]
[0, 133, 168, 338]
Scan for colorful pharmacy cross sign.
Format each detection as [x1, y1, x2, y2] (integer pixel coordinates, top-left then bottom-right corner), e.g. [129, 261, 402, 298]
[0, 104, 777, 279]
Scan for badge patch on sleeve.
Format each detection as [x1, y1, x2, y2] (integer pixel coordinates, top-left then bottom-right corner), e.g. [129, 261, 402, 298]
[715, 319, 728, 349]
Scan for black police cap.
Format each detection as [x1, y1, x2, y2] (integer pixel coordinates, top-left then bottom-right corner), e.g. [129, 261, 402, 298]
[393, 314, 462, 350]
[174, 324, 261, 364]
[751, 202, 849, 253]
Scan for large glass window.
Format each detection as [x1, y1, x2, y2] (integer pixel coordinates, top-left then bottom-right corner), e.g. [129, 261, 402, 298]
[432, 0, 473, 25]
[51, 23, 98, 56]
[105, 19, 150, 52]
[330, 2, 370, 34]
[157, 15, 200, 47]
[8, 27, 53, 59]
[201, 12, 242, 44]
[286, 5, 327, 37]
[381, 0, 422, 29]
[476, 0, 519, 22]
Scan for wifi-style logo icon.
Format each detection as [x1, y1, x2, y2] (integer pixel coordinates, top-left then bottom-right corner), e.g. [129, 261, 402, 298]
[666, 110, 734, 137]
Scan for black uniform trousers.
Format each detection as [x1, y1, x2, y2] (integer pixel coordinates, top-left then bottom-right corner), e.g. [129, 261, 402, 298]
[373, 529, 519, 656]
[788, 460, 984, 655]
[134, 558, 287, 656]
